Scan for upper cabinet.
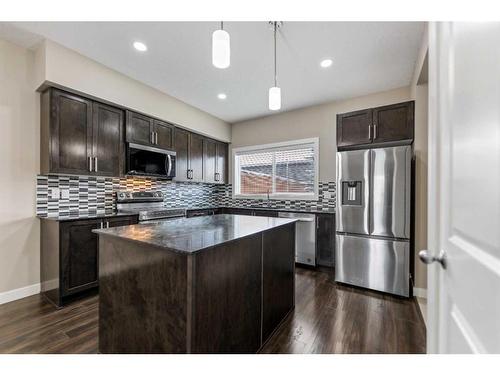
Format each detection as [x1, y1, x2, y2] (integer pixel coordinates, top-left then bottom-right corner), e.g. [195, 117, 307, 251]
[41, 88, 124, 176]
[204, 139, 227, 184]
[126, 111, 174, 150]
[41, 87, 228, 182]
[336, 101, 414, 150]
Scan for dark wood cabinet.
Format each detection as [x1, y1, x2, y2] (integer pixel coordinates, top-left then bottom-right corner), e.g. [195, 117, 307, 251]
[92, 102, 124, 177]
[173, 128, 190, 181]
[336, 101, 414, 150]
[126, 111, 174, 150]
[337, 108, 373, 149]
[154, 119, 174, 149]
[41, 88, 124, 177]
[190, 133, 204, 182]
[175, 129, 226, 184]
[215, 142, 228, 184]
[316, 213, 336, 267]
[372, 101, 414, 143]
[41, 87, 229, 181]
[61, 219, 101, 296]
[203, 138, 217, 184]
[41, 89, 93, 175]
[126, 111, 153, 146]
[40, 214, 138, 307]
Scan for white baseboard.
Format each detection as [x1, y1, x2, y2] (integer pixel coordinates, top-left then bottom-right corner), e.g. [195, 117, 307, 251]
[0, 283, 41, 305]
[413, 287, 427, 299]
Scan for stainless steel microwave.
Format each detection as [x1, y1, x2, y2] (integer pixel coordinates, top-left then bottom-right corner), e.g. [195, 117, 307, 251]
[126, 143, 176, 179]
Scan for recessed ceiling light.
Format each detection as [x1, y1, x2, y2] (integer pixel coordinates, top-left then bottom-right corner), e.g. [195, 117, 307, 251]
[217, 93, 227, 100]
[320, 59, 333, 68]
[133, 41, 147, 52]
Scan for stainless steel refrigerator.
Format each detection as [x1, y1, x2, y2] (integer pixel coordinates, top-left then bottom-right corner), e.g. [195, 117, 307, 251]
[335, 145, 412, 297]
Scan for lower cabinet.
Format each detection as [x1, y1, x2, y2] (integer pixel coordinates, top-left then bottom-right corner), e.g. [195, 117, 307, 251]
[41, 215, 138, 307]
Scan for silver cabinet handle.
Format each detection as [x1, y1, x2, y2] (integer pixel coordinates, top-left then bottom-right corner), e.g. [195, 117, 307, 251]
[94, 157, 98, 172]
[373, 123, 378, 139]
[106, 221, 110, 228]
[419, 249, 447, 269]
[368, 124, 372, 140]
[187, 169, 190, 179]
[155, 132, 158, 145]
[100, 221, 104, 229]
[151, 131, 154, 144]
[88, 156, 93, 172]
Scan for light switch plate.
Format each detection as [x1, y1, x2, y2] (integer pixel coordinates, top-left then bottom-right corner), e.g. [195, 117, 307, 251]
[50, 188, 60, 199]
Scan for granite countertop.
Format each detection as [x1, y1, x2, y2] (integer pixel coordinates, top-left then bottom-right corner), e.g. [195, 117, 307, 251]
[37, 211, 138, 222]
[93, 214, 297, 254]
[186, 205, 336, 215]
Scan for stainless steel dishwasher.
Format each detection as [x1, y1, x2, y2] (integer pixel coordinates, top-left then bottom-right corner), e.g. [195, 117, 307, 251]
[278, 212, 316, 266]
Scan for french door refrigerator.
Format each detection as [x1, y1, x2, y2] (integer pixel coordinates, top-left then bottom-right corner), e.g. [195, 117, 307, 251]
[335, 145, 412, 297]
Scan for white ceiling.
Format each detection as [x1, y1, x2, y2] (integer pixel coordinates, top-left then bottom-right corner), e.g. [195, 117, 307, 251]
[3, 22, 424, 123]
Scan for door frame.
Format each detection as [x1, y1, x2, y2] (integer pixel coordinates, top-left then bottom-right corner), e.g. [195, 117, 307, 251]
[426, 21, 442, 354]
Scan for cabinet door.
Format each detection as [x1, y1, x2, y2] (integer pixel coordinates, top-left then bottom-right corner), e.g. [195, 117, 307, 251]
[50, 89, 93, 175]
[126, 111, 153, 145]
[316, 214, 336, 267]
[372, 101, 414, 143]
[203, 138, 217, 184]
[61, 219, 101, 296]
[174, 128, 190, 181]
[216, 142, 228, 184]
[106, 215, 138, 228]
[154, 120, 174, 150]
[336, 108, 373, 149]
[190, 133, 204, 182]
[92, 102, 124, 177]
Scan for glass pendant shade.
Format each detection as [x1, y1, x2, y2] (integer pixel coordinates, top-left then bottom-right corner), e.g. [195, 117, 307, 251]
[212, 29, 230, 69]
[268, 86, 281, 110]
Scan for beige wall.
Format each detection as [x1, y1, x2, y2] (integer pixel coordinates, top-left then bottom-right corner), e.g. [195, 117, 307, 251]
[35, 40, 231, 142]
[231, 86, 412, 182]
[0, 39, 40, 295]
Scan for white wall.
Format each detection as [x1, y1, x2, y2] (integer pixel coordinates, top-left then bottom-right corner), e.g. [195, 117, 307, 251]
[35, 39, 231, 142]
[0, 39, 40, 301]
[231, 86, 412, 182]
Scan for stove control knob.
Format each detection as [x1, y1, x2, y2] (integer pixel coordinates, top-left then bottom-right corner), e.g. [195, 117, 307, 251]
[118, 193, 125, 198]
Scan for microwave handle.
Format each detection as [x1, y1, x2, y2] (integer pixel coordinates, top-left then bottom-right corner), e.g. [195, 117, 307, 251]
[166, 154, 172, 176]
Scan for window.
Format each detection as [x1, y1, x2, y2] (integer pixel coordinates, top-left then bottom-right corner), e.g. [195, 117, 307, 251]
[233, 138, 319, 200]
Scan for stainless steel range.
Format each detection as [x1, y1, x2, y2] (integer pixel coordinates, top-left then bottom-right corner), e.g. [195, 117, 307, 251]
[116, 191, 186, 222]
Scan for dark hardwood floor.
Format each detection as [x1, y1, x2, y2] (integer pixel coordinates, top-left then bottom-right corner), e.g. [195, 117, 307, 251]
[0, 267, 425, 354]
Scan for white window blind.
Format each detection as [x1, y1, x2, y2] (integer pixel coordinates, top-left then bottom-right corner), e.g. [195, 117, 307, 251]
[233, 139, 318, 200]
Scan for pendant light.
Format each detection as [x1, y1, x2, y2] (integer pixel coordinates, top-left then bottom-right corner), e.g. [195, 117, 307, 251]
[269, 21, 281, 111]
[212, 21, 230, 69]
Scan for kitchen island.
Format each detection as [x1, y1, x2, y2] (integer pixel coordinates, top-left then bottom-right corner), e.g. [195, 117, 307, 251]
[94, 214, 296, 354]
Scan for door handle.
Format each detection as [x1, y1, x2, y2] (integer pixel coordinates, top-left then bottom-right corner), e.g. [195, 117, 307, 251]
[419, 249, 447, 269]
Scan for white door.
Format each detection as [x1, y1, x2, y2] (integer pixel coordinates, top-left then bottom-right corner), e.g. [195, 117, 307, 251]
[426, 22, 500, 353]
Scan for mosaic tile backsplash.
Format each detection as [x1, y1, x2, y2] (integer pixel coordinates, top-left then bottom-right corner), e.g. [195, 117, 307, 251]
[36, 175, 336, 217]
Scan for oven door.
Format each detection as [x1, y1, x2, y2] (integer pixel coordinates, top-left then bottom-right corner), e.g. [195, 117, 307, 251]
[126, 143, 176, 179]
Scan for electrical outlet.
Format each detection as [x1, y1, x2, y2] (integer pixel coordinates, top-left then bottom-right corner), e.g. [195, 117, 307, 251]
[61, 189, 70, 199]
[50, 188, 60, 199]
